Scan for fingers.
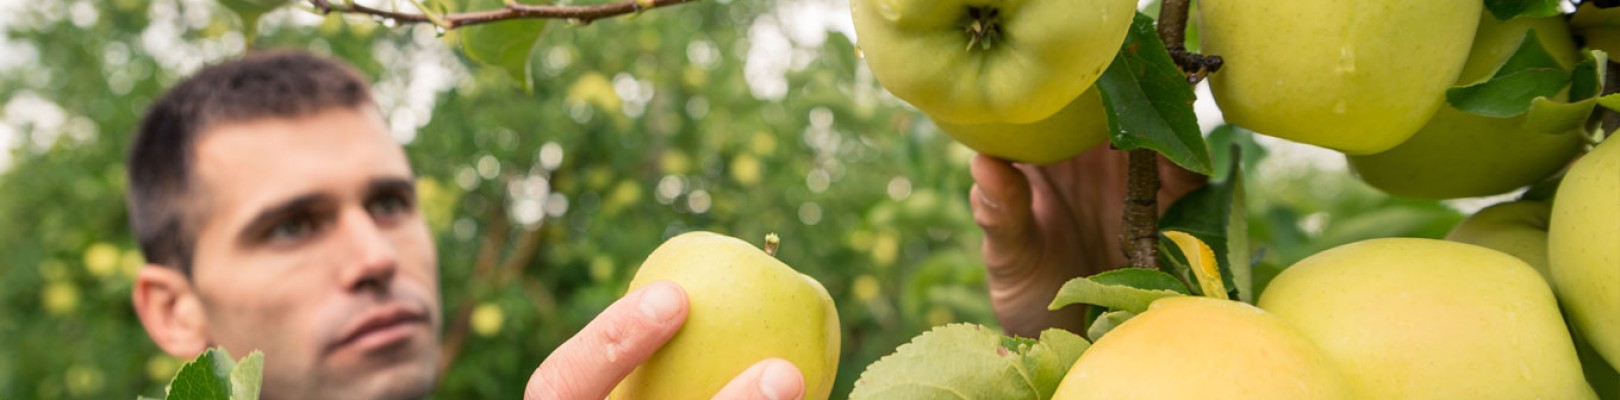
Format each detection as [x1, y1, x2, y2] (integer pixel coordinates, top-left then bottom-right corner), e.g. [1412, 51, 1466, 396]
[970, 154, 1036, 263]
[711, 358, 806, 400]
[524, 281, 688, 400]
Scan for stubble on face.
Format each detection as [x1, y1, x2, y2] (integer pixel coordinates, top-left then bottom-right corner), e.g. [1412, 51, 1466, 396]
[186, 108, 442, 399]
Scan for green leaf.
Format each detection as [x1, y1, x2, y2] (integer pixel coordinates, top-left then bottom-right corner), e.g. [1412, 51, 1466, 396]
[1568, 50, 1607, 101]
[1599, 93, 1620, 112]
[1085, 310, 1136, 342]
[849, 324, 1090, 400]
[1080, 268, 1189, 330]
[158, 348, 264, 400]
[1448, 31, 1572, 117]
[228, 352, 264, 400]
[457, 0, 549, 91]
[1096, 12, 1211, 175]
[1087, 268, 1190, 294]
[1048, 275, 1184, 314]
[1524, 97, 1598, 135]
[216, 0, 290, 43]
[1484, 0, 1562, 21]
[166, 348, 232, 400]
[1158, 145, 1247, 300]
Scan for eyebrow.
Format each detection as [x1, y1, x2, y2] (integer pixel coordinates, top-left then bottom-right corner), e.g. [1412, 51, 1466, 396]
[367, 177, 417, 200]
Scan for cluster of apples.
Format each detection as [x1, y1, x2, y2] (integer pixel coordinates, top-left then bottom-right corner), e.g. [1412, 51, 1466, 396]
[844, 0, 1619, 398]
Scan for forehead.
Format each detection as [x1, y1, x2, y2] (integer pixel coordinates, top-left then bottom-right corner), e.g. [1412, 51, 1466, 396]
[191, 108, 412, 213]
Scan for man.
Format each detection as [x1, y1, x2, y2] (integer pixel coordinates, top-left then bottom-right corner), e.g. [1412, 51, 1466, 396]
[127, 50, 804, 399]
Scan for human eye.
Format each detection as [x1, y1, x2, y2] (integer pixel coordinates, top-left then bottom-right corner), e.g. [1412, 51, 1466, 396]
[266, 215, 319, 243]
[366, 192, 415, 221]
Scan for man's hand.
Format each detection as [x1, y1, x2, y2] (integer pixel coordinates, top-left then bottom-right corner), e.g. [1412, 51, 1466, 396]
[524, 281, 806, 400]
[969, 147, 1206, 337]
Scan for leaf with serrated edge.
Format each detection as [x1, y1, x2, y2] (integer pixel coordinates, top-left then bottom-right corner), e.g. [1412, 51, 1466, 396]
[229, 351, 264, 400]
[849, 323, 1091, 400]
[1087, 268, 1190, 294]
[166, 348, 232, 400]
[1095, 12, 1210, 175]
[1048, 276, 1184, 314]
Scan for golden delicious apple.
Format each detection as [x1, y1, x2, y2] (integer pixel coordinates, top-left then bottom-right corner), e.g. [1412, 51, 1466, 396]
[1259, 238, 1597, 399]
[933, 87, 1109, 165]
[1573, 3, 1620, 55]
[850, 0, 1135, 125]
[1447, 201, 1557, 280]
[1448, 201, 1620, 398]
[1347, 13, 1582, 199]
[1198, 0, 1480, 155]
[1550, 137, 1620, 379]
[611, 232, 840, 400]
[1051, 296, 1351, 400]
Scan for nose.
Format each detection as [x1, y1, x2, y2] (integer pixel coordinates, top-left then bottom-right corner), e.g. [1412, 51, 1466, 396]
[337, 207, 399, 293]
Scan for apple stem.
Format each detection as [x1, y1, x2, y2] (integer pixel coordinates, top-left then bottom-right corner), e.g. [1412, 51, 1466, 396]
[1122, 149, 1162, 270]
[1601, 60, 1620, 136]
[764, 233, 781, 257]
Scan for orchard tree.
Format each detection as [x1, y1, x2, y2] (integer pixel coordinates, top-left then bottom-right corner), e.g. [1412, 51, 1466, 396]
[3, 0, 1619, 398]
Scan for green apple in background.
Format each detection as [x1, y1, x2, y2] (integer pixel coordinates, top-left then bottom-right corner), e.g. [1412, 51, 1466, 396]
[1051, 296, 1351, 400]
[1347, 13, 1583, 199]
[933, 87, 1109, 165]
[1573, 3, 1620, 55]
[850, 0, 1134, 125]
[1259, 238, 1597, 399]
[1198, 0, 1479, 155]
[1448, 201, 1620, 399]
[611, 232, 840, 400]
[1551, 138, 1620, 382]
[1447, 201, 1558, 280]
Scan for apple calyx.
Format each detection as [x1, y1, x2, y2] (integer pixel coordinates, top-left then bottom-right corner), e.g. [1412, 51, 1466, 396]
[963, 7, 1003, 52]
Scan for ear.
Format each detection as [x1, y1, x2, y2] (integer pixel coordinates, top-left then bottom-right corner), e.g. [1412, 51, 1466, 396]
[132, 265, 210, 358]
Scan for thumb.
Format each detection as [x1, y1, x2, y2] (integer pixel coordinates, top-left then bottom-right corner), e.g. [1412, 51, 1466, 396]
[970, 154, 1035, 267]
[710, 358, 805, 400]
[524, 281, 688, 400]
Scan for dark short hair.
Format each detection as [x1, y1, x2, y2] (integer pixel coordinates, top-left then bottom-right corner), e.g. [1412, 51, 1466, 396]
[127, 50, 374, 274]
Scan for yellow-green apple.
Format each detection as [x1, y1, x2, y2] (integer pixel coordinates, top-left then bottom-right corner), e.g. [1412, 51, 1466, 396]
[1348, 13, 1583, 199]
[1448, 201, 1620, 398]
[933, 87, 1109, 164]
[1573, 3, 1620, 55]
[850, 0, 1134, 125]
[1198, 0, 1480, 155]
[1550, 137, 1620, 379]
[1259, 238, 1597, 399]
[1051, 296, 1351, 400]
[611, 232, 840, 399]
[1447, 201, 1558, 280]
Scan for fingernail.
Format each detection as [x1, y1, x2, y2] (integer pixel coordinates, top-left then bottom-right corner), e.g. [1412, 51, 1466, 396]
[639, 282, 682, 323]
[758, 361, 804, 400]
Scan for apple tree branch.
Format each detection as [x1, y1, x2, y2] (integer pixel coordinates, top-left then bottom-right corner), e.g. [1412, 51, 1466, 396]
[308, 0, 701, 29]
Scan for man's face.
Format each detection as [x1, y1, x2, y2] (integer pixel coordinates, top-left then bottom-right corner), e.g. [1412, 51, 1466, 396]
[188, 108, 440, 399]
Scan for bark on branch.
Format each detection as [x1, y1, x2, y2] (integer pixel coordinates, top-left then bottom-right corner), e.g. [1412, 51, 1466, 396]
[310, 0, 700, 29]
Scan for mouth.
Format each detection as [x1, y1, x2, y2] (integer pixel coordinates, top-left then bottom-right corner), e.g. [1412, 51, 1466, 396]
[330, 305, 429, 353]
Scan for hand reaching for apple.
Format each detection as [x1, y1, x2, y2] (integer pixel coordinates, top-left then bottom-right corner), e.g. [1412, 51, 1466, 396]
[969, 146, 1206, 337]
[523, 281, 807, 400]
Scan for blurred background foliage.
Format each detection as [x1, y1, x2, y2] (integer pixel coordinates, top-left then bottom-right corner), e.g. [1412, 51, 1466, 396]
[0, 0, 1467, 398]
